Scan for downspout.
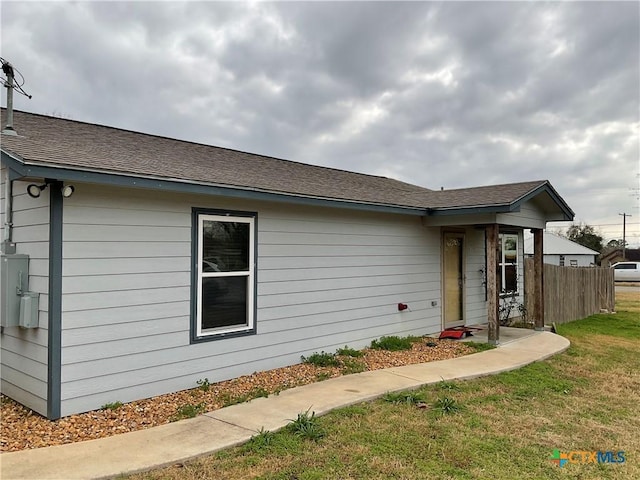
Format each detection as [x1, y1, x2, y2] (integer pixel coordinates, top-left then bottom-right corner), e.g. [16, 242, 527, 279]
[1, 167, 15, 253]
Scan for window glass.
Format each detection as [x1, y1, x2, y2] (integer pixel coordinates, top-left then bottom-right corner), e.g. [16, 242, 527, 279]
[201, 277, 248, 329]
[499, 233, 519, 294]
[202, 221, 249, 272]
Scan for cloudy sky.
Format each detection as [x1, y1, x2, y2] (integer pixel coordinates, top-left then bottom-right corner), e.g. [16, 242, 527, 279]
[1, 1, 638, 246]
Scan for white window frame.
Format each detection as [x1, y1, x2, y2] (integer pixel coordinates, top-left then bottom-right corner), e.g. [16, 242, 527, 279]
[499, 233, 519, 295]
[195, 213, 255, 339]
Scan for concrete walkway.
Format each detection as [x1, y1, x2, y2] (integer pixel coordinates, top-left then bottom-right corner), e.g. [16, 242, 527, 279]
[0, 331, 569, 480]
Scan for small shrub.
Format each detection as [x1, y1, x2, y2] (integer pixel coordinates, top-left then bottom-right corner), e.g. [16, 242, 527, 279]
[433, 396, 461, 415]
[336, 346, 363, 357]
[196, 378, 211, 392]
[383, 391, 425, 405]
[288, 408, 325, 441]
[302, 351, 340, 367]
[250, 387, 270, 399]
[371, 335, 421, 351]
[517, 303, 529, 323]
[220, 387, 270, 408]
[425, 340, 438, 347]
[439, 379, 461, 391]
[315, 372, 332, 382]
[340, 358, 367, 375]
[219, 392, 250, 407]
[244, 427, 275, 452]
[101, 401, 123, 411]
[172, 402, 205, 421]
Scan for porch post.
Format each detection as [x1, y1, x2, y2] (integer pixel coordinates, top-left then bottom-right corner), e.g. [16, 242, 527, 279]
[486, 224, 500, 345]
[533, 228, 545, 331]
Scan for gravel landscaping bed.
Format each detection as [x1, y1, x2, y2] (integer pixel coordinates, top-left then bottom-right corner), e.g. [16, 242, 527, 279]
[1, 338, 476, 452]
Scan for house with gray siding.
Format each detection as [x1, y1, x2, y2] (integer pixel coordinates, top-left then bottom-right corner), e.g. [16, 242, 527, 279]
[0, 109, 574, 419]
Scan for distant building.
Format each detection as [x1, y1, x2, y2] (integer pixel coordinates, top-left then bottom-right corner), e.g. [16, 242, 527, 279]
[599, 248, 640, 268]
[524, 232, 598, 267]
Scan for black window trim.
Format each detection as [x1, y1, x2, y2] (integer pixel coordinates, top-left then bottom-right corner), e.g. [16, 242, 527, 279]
[190, 207, 258, 343]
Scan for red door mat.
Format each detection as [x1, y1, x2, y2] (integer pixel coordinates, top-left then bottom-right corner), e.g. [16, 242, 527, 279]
[439, 326, 484, 339]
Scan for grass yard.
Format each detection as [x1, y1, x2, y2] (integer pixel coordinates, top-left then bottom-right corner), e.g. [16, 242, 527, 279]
[126, 292, 640, 480]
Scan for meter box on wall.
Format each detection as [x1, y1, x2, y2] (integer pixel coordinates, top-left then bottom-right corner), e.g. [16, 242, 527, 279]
[1, 254, 39, 328]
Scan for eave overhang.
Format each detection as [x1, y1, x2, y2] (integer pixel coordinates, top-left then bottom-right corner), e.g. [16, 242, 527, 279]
[2, 150, 575, 223]
[426, 181, 574, 222]
[1, 150, 428, 217]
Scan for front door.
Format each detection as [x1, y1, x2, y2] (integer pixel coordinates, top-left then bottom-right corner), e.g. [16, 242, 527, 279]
[443, 232, 465, 328]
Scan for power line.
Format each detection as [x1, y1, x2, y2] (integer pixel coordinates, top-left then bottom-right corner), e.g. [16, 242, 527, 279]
[586, 223, 640, 227]
[0, 57, 31, 99]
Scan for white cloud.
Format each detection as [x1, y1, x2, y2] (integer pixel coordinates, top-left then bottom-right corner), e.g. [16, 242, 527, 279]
[1, 1, 638, 245]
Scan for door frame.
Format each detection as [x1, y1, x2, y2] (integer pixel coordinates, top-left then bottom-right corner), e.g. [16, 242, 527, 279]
[442, 229, 466, 329]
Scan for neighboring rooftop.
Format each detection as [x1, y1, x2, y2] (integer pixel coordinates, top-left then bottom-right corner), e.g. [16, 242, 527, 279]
[600, 248, 640, 263]
[524, 232, 599, 256]
[1, 108, 573, 217]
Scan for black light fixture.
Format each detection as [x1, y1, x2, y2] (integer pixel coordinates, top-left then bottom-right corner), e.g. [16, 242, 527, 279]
[26, 183, 47, 198]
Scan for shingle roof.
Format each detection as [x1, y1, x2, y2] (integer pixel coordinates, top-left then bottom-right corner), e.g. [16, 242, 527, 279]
[1, 109, 570, 216]
[405, 181, 553, 210]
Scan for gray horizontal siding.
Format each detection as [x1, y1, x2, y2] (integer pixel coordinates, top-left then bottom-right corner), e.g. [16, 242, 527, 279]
[62, 271, 190, 294]
[64, 257, 187, 276]
[62, 301, 189, 329]
[0, 175, 50, 417]
[1, 365, 47, 414]
[59, 184, 443, 416]
[259, 254, 429, 270]
[62, 286, 190, 312]
[497, 201, 546, 229]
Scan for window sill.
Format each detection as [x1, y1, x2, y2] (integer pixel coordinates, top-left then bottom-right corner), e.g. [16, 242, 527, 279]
[191, 327, 256, 344]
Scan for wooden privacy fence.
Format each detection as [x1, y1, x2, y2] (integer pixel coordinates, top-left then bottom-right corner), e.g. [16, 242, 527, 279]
[524, 258, 615, 325]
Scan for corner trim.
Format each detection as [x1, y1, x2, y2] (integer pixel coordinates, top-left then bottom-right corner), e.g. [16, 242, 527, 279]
[47, 181, 63, 420]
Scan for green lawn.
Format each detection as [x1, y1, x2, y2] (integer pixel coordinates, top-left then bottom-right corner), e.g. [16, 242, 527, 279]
[127, 300, 639, 480]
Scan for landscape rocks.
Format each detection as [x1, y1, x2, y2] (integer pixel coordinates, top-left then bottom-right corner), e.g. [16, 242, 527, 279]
[0, 338, 474, 453]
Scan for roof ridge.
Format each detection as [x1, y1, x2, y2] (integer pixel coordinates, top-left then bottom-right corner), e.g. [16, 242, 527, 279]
[1, 108, 428, 189]
[438, 180, 548, 192]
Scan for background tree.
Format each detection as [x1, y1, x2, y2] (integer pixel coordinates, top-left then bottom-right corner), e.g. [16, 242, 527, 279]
[604, 239, 627, 251]
[564, 223, 604, 252]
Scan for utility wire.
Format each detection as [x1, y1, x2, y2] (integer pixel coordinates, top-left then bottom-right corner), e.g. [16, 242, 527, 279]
[0, 57, 32, 99]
